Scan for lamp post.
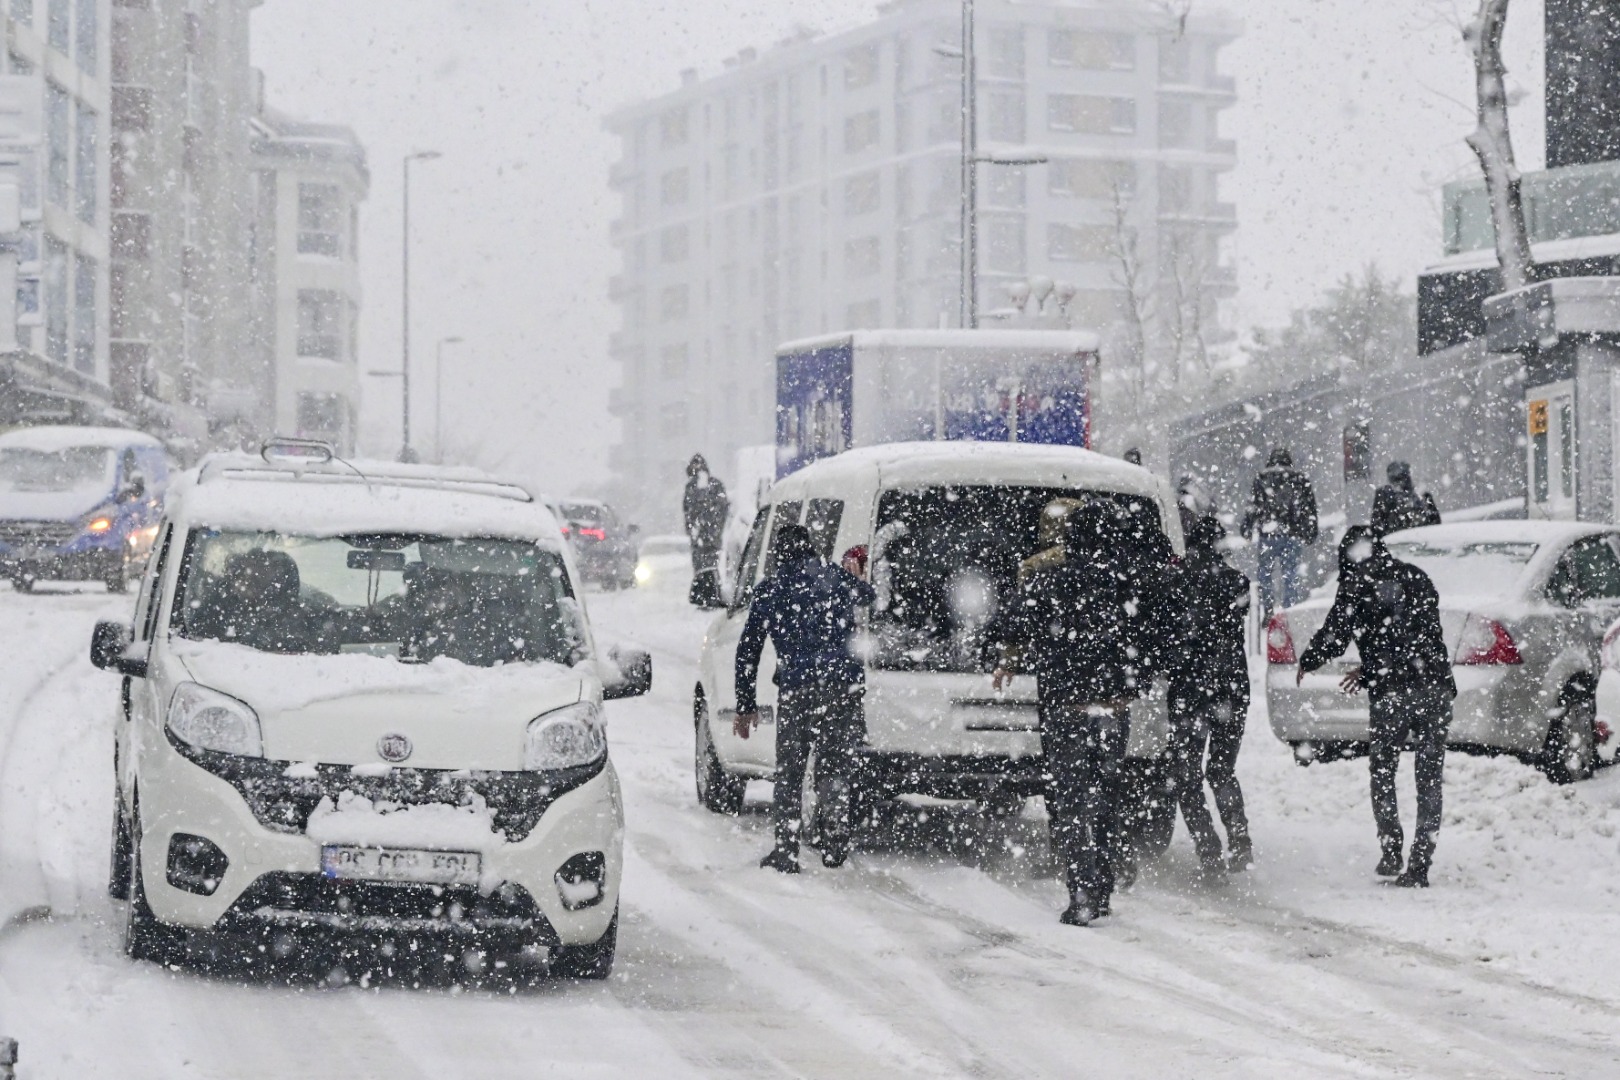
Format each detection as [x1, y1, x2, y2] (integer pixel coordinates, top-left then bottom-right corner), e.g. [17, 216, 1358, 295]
[400, 149, 443, 463]
[434, 335, 463, 463]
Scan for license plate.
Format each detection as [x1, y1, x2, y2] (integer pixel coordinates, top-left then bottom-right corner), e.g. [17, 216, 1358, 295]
[320, 845, 481, 886]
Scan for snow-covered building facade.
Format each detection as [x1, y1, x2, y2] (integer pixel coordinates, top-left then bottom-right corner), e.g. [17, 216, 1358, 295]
[605, 0, 1239, 527]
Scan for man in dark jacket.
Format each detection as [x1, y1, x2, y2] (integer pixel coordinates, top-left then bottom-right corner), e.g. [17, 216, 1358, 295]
[995, 501, 1161, 926]
[1243, 448, 1319, 616]
[1166, 510, 1253, 877]
[683, 454, 730, 609]
[735, 525, 876, 873]
[1296, 527, 1456, 887]
[1371, 461, 1442, 537]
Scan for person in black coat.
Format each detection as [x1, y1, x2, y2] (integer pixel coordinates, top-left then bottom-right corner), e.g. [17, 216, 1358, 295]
[1166, 510, 1253, 877]
[1370, 461, 1442, 537]
[995, 500, 1163, 926]
[735, 525, 876, 872]
[683, 454, 730, 609]
[1296, 527, 1456, 887]
[1242, 448, 1319, 616]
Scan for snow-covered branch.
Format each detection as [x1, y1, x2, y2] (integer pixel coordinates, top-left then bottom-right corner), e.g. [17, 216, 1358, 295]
[1463, 0, 1533, 293]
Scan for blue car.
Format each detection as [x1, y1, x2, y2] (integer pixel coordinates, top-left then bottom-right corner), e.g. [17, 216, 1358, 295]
[0, 426, 170, 592]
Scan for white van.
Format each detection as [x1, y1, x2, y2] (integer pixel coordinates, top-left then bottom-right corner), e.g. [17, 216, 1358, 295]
[694, 442, 1182, 849]
[91, 443, 648, 979]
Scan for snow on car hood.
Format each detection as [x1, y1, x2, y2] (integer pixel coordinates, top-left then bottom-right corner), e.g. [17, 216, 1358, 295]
[172, 640, 588, 771]
[0, 489, 108, 524]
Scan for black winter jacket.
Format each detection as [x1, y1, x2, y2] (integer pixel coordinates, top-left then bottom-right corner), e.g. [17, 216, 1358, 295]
[1246, 466, 1319, 543]
[684, 472, 729, 551]
[735, 557, 876, 713]
[1165, 542, 1251, 710]
[1371, 483, 1441, 537]
[1298, 556, 1456, 699]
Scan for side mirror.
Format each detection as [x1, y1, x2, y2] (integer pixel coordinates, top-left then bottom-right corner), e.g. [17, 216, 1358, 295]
[627, 523, 641, 536]
[90, 621, 146, 677]
[118, 477, 146, 504]
[602, 647, 652, 700]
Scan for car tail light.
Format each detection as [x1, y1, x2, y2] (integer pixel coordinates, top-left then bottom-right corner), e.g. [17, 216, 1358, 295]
[1603, 623, 1620, 672]
[1455, 614, 1522, 666]
[578, 527, 606, 541]
[1265, 614, 1296, 665]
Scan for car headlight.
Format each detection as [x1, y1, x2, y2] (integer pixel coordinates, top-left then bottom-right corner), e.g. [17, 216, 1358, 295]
[524, 701, 606, 771]
[167, 683, 264, 757]
[84, 507, 115, 534]
[633, 562, 652, 584]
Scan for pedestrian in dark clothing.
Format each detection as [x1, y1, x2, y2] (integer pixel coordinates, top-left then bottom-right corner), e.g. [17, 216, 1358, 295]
[683, 455, 730, 609]
[1165, 510, 1253, 877]
[1296, 527, 1456, 888]
[735, 525, 876, 873]
[1371, 461, 1442, 537]
[1242, 448, 1319, 616]
[995, 501, 1163, 926]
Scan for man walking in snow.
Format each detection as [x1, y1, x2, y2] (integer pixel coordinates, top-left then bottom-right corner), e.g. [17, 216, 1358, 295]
[683, 454, 730, 609]
[1243, 447, 1318, 616]
[735, 525, 875, 873]
[996, 500, 1165, 926]
[1371, 460, 1442, 537]
[1296, 527, 1455, 888]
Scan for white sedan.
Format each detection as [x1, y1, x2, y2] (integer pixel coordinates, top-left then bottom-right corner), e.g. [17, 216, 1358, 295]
[1591, 616, 1620, 765]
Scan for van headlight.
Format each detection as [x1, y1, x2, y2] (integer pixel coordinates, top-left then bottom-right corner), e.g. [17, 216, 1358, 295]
[524, 702, 606, 771]
[167, 683, 264, 757]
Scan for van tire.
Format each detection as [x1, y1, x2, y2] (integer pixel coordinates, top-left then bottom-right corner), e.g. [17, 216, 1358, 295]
[549, 908, 617, 980]
[108, 794, 132, 900]
[124, 802, 180, 965]
[695, 692, 745, 814]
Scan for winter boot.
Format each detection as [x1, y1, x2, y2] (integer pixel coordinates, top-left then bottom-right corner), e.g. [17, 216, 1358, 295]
[1059, 896, 1099, 926]
[1391, 867, 1429, 888]
[1375, 841, 1403, 878]
[820, 834, 851, 869]
[759, 847, 801, 874]
[1225, 839, 1253, 873]
[1196, 859, 1228, 889]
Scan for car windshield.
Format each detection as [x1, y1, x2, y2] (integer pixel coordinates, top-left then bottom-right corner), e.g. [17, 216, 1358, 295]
[1384, 540, 1539, 597]
[173, 530, 586, 666]
[0, 447, 114, 494]
[559, 503, 604, 525]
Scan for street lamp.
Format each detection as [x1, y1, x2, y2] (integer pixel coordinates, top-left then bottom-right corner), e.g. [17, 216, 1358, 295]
[434, 335, 463, 463]
[400, 149, 443, 463]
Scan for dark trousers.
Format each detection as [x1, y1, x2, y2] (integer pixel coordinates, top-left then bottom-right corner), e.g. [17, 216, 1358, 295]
[689, 544, 723, 608]
[1041, 702, 1130, 906]
[1170, 695, 1251, 866]
[1369, 684, 1452, 873]
[772, 685, 864, 854]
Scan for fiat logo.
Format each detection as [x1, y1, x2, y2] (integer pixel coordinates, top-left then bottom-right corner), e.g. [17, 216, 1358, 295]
[376, 733, 413, 763]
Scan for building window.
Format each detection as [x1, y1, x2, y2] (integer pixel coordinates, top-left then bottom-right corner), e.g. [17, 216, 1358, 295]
[844, 236, 881, 277]
[297, 183, 344, 257]
[985, 27, 1025, 79]
[844, 171, 880, 215]
[1047, 94, 1135, 135]
[846, 298, 881, 327]
[11, 0, 32, 27]
[111, 86, 153, 132]
[660, 167, 689, 206]
[74, 102, 95, 224]
[1049, 160, 1136, 199]
[112, 211, 151, 261]
[659, 106, 689, 148]
[1049, 30, 1134, 70]
[297, 392, 348, 439]
[984, 166, 1025, 209]
[660, 284, 689, 321]
[1047, 222, 1114, 262]
[1159, 101, 1194, 149]
[296, 289, 343, 360]
[1160, 36, 1192, 83]
[46, 0, 69, 53]
[659, 224, 689, 263]
[985, 217, 1025, 274]
[844, 109, 880, 153]
[987, 92, 1025, 141]
[659, 402, 688, 438]
[660, 343, 688, 378]
[844, 43, 880, 90]
[74, 0, 95, 69]
[45, 82, 69, 208]
[73, 252, 95, 374]
[44, 237, 67, 364]
[1159, 164, 1195, 212]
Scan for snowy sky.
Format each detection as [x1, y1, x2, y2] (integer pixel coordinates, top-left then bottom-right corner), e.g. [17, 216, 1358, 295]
[250, 0, 1546, 489]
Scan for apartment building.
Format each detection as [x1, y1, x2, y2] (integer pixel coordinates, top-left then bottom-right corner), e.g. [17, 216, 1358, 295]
[606, 0, 1239, 527]
[0, 0, 113, 425]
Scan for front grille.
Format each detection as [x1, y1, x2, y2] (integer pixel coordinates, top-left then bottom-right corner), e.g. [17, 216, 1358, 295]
[168, 730, 604, 841]
[0, 520, 77, 548]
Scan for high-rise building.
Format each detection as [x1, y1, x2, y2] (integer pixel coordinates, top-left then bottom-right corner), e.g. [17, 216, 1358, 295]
[605, 0, 1239, 526]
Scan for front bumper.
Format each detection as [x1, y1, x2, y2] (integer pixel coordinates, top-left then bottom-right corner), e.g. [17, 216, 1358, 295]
[135, 742, 624, 948]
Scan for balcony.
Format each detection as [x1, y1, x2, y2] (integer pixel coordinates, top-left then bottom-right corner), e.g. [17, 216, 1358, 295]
[608, 160, 639, 189]
[607, 386, 640, 417]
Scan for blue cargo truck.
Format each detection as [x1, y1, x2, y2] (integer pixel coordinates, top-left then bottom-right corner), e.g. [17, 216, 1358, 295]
[775, 329, 1099, 478]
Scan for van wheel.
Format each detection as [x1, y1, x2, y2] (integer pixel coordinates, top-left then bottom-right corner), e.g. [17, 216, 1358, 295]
[549, 908, 617, 980]
[10, 572, 33, 593]
[124, 804, 180, 964]
[1544, 685, 1597, 785]
[694, 693, 745, 814]
[108, 794, 132, 900]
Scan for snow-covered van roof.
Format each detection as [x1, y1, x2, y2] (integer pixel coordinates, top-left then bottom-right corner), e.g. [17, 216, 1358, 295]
[170, 453, 563, 542]
[775, 329, 1102, 356]
[0, 425, 164, 452]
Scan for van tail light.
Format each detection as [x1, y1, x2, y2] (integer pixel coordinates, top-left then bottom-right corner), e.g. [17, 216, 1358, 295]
[1602, 623, 1620, 672]
[1455, 614, 1522, 666]
[1265, 614, 1297, 665]
[577, 527, 606, 541]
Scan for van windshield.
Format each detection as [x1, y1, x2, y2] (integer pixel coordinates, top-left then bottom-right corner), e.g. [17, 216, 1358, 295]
[0, 447, 114, 494]
[173, 530, 587, 666]
[871, 485, 1165, 674]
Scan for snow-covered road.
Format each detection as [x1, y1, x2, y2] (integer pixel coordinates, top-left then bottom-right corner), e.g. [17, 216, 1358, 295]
[1, 578, 1618, 1077]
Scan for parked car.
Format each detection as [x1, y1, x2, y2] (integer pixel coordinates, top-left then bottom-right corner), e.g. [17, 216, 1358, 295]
[1266, 521, 1620, 783]
[91, 441, 650, 978]
[548, 498, 640, 590]
[633, 534, 692, 589]
[0, 425, 169, 592]
[693, 441, 1184, 853]
[1588, 615, 1620, 766]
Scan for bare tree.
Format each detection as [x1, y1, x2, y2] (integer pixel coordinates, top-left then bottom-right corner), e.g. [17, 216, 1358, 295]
[1464, 0, 1533, 292]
